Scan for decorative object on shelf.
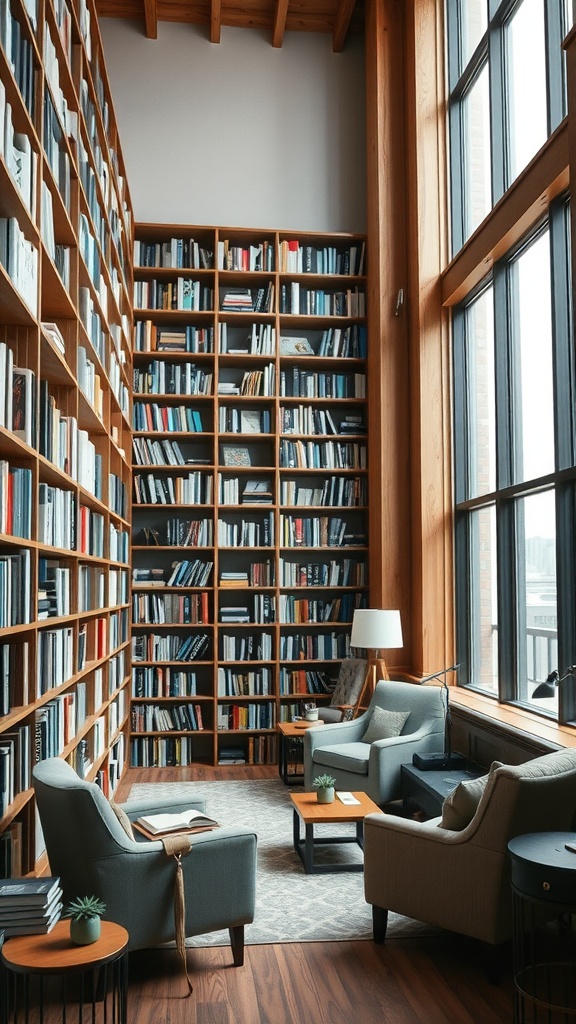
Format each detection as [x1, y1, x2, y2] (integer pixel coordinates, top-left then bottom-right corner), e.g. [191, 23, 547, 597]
[313, 773, 336, 803]
[65, 895, 106, 945]
[221, 444, 251, 467]
[304, 702, 318, 722]
[280, 336, 314, 355]
[532, 664, 576, 699]
[349, 609, 403, 714]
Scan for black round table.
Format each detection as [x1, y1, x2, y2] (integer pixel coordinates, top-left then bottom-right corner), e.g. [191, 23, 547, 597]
[508, 832, 576, 1023]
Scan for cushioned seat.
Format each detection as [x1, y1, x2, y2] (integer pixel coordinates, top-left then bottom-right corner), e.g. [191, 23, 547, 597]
[304, 679, 445, 805]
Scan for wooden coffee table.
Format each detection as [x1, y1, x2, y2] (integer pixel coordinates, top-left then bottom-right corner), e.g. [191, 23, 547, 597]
[290, 790, 381, 874]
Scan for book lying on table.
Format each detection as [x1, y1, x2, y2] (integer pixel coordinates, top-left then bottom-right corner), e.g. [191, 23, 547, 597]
[133, 809, 220, 839]
[0, 877, 61, 907]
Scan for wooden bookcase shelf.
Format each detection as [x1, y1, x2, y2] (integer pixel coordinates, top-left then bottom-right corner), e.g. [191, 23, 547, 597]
[0, 0, 133, 876]
[131, 224, 369, 770]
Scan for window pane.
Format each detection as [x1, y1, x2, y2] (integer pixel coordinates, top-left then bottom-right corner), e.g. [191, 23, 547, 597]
[517, 491, 557, 709]
[470, 505, 498, 693]
[459, 0, 487, 70]
[513, 231, 555, 482]
[505, 0, 547, 185]
[462, 64, 491, 242]
[465, 286, 495, 497]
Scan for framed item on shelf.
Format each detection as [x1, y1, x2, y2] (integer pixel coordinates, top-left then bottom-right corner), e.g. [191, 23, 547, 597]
[221, 445, 251, 467]
[280, 336, 314, 356]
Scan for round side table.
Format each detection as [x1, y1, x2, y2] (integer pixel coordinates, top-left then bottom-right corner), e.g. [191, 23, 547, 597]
[508, 832, 576, 1024]
[1, 919, 129, 1024]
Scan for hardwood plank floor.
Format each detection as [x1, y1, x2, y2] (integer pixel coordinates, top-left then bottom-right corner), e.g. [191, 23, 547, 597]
[114, 765, 515, 1023]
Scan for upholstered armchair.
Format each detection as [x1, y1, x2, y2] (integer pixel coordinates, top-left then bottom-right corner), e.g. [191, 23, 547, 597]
[33, 758, 257, 965]
[304, 680, 445, 805]
[363, 747, 576, 948]
[317, 657, 367, 723]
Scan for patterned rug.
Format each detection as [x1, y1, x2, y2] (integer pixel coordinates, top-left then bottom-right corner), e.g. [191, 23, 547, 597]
[128, 778, 432, 945]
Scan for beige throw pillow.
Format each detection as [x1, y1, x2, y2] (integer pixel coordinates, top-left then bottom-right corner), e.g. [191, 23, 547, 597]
[362, 706, 410, 743]
[109, 800, 135, 839]
[439, 760, 503, 830]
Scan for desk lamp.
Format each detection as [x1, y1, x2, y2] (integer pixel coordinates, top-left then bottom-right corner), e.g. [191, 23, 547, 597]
[349, 608, 403, 715]
[532, 665, 576, 699]
[412, 664, 467, 770]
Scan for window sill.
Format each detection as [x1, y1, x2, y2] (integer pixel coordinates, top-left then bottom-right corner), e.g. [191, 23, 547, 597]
[449, 687, 576, 751]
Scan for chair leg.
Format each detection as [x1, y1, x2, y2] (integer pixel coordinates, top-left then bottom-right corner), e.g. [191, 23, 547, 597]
[372, 906, 388, 943]
[229, 925, 245, 966]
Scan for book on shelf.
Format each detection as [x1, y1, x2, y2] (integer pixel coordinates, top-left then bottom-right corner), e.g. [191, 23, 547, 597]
[133, 808, 219, 838]
[280, 336, 314, 356]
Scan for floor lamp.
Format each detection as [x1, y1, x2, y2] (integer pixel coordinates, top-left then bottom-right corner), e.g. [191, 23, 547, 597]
[350, 609, 403, 716]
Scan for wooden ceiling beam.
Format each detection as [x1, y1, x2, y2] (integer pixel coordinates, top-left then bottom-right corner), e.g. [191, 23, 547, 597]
[332, 0, 356, 52]
[143, 0, 157, 39]
[210, 0, 222, 42]
[272, 0, 289, 48]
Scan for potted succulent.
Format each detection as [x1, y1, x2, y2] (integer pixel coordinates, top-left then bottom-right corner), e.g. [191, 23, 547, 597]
[65, 895, 107, 945]
[313, 773, 336, 804]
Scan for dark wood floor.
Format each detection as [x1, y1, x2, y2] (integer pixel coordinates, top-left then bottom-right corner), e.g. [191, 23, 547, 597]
[114, 764, 515, 1024]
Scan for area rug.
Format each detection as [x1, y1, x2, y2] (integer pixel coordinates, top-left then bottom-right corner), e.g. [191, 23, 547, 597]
[128, 778, 433, 945]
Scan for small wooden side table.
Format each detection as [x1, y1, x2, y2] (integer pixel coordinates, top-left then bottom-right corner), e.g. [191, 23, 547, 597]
[277, 720, 324, 785]
[1, 919, 129, 1024]
[290, 790, 381, 873]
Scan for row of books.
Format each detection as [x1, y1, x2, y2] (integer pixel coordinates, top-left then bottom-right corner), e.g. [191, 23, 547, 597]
[131, 667, 199, 698]
[133, 278, 214, 312]
[130, 735, 206, 767]
[220, 632, 273, 662]
[133, 361, 213, 396]
[0, 641, 29, 717]
[132, 436, 190, 466]
[217, 514, 274, 547]
[279, 284, 365, 318]
[219, 322, 275, 355]
[279, 593, 366, 624]
[279, 667, 336, 695]
[134, 321, 215, 353]
[218, 477, 273, 505]
[134, 237, 214, 269]
[131, 702, 205, 733]
[217, 239, 274, 272]
[279, 369, 366, 398]
[0, 464, 32, 539]
[1, 86, 36, 216]
[0, 217, 38, 315]
[131, 593, 211, 626]
[279, 515, 365, 548]
[279, 557, 367, 587]
[131, 631, 211, 663]
[279, 439, 367, 470]
[36, 625, 74, 697]
[280, 406, 365, 437]
[0, 722, 30, 817]
[217, 667, 272, 697]
[218, 735, 277, 766]
[0, 549, 31, 627]
[132, 401, 205, 433]
[133, 471, 213, 505]
[1, 0, 35, 116]
[220, 284, 274, 314]
[220, 559, 274, 586]
[217, 702, 276, 731]
[279, 633, 351, 661]
[219, 406, 271, 434]
[278, 240, 365, 277]
[279, 476, 367, 507]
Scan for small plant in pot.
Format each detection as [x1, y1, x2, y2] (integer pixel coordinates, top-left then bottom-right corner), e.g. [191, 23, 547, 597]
[313, 773, 336, 804]
[65, 895, 106, 945]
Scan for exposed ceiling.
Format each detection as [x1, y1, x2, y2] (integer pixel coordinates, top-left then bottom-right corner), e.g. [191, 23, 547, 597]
[95, 0, 365, 51]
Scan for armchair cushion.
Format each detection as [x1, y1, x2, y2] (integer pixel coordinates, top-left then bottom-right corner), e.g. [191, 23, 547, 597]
[312, 741, 370, 775]
[362, 707, 410, 743]
[439, 761, 503, 831]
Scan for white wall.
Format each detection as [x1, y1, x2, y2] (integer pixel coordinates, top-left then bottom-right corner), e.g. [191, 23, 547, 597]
[100, 19, 366, 233]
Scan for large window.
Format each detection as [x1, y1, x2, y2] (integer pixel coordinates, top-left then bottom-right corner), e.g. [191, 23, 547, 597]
[447, 0, 569, 253]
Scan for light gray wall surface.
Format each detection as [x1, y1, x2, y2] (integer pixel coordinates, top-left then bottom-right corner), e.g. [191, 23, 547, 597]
[99, 19, 366, 233]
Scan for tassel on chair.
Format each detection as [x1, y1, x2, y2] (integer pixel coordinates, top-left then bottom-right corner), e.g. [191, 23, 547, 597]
[162, 834, 193, 995]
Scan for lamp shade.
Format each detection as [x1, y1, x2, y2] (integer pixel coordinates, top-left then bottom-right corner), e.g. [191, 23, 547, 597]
[350, 609, 403, 651]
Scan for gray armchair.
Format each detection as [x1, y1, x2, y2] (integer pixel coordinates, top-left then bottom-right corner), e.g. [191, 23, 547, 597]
[33, 758, 257, 965]
[304, 679, 445, 805]
[363, 747, 576, 947]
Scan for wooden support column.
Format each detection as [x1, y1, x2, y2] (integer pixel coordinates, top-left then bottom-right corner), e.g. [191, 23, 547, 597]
[403, 0, 453, 676]
[364, 0, 411, 670]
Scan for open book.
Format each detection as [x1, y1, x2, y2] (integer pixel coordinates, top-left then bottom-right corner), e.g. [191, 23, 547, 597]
[133, 809, 220, 838]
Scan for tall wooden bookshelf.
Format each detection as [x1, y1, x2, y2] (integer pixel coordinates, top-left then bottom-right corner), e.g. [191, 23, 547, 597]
[0, 0, 133, 875]
[131, 224, 368, 769]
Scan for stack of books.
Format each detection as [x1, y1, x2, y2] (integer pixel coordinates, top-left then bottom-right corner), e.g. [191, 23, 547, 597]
[0, 876, 63, 936]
